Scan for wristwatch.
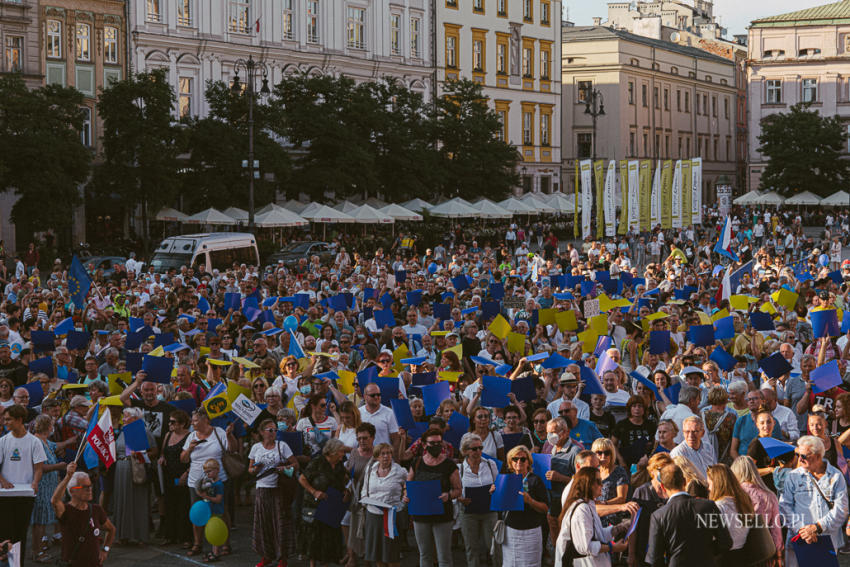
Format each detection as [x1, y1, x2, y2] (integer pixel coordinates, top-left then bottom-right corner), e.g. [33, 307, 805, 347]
[102, 546, 111, 552]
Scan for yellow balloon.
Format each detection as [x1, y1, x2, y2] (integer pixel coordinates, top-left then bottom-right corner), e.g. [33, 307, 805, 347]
[204, 516, 228, 546]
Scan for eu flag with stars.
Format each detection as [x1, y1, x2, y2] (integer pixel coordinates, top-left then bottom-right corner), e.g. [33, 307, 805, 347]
[69, 255, 92, 309]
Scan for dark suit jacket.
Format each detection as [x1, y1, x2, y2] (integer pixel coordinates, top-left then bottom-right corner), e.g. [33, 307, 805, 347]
[645, 493, 733, 567]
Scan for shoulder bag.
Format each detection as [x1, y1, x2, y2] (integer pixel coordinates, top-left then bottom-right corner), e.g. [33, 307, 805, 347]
[561, 500, 589, 567]
[213, 428, 247, 479]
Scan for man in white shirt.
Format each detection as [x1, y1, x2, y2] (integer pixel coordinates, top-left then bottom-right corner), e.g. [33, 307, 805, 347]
[602, 371, 630, 405]
[359, 383, 400, 446]
[762, 388, 800, 442]
[546, 372, 589, 421]
[659, 385, 710, 447]
[670, 416, 717, 477]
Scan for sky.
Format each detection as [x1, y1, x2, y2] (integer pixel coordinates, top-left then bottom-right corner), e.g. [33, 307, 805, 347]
[563, 0, 833, 37]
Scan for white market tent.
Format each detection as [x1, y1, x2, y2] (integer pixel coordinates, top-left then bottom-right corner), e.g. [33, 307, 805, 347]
[284, 199, 310, 213]
[756, 191, 786, 206]
[298, 202, 323, 218]
[471, 198, 513, 219]
[499, 197, 538, 215]
[402, 198, 434, 212]
[222, 207, 249, 223]
[733, 190, 762, 205]
[364, 197, 389, 209]
[334, 200, 361, 214]
[821, 190, 850, 206]
[784, 191, 822, 206]
[155, 207, 188, 222]
[300, 204, 355, 223]
[429, 197, 480, 218]
[253, 207, 309, 228]
[546, 192, 577, 213]
[347, 204, 394, 224]
[184, 208, 237, 225]
[379, 203, 423, 222]
[519, 193, 557, 214]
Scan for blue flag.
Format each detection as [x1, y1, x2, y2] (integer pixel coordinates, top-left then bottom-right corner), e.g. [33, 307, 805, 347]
[288, 331, 306, 358]
[68, 255, 92, 309]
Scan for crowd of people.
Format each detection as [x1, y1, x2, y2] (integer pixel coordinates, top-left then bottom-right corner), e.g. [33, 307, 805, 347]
[0, 205, 849, 567]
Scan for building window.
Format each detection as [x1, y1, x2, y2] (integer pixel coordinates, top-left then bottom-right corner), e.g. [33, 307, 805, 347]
[643, 133, 648, 155]
[104, 26, 118, 64]
[282, 0, 294, 39]
[80, 106, 92, 147]
[846, 125, 850, 152]
[497, 0, 507, 16]
[627, 82, 634, 104]
[307, 1, 320, 43]
[472, 38, 484, 71]
[712, 96, 717, 116]
[179, 77, 193, 118]
[146, 0, 161, 23]
[473, 0, 484, 13]
[676, 89, 681, 111]
[347, 7, 366, 49]
[665, 134, 670, 156]
[541, 0, 550, 24]
[229, 1, 250, 33]
[523, 110, 533, 145]
[497, 110, 507, 141]
[5, 36, 22, 72]
[76, 23, 90, 61]
[702, 94, 708, 114]
[523, 0, 532, 21]
[540, 44, 550, 80]
[410, 17, 421, 58]
[654, 86, 659, 108]
[577, 81, 592, 104]
[522, 44, 533, 78]
[684, 91, 689, 112]
[724, 97, 729, 118]
[799, 48, 821, 57]
[177, 0, 192, 26]
[664, 88, 669, 110]
[540, 112, 551, 146]
[641, 84, 647, 107]
[766, 79, 781, 103]
[802, 78, 818, 103]
[446, 35, 457, 68]
[46, 20, 62, 59]
[655, 133, 660, 154]
[390, 14, 401, 55]
[497, 40, 507, 74]
[678, 137, 682, 157]
[686, 137, 690, 155]
[629, 132, 636, 155]
[446, 0, 457, 7]
[713, 137, 718, 160]
[578, 133, 592, 158]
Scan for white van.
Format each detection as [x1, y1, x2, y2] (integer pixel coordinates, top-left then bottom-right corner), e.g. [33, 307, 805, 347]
[150, 233, 259, 274]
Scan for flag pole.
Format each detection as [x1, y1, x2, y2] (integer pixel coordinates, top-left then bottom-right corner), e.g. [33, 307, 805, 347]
[72, 431, 89, 463]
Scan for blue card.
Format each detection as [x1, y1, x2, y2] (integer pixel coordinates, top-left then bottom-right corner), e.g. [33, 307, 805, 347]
[749, 312, 775, 332]
[502, 433, 525, 455]
[709, 347, 737, 372]
[126, 352, 143, 374]
[811, 309, 840, 338]
[482, 301, 501, 320]
[123, 419, 150, 452]
[541, 353, 570, 369]
[142, 354, 173, 383]
[448, 411, 469, 434]
[21, 380, 44, 407]
[791, 535, 839, 567]
[510, 376, 536, 402]
[649, 331, 670, 354]
[31, 331, 55, 353]
[294, 293, 310, 309]
[357, 366, 378, 391]
[464, 485, 493, 514]
[490, 474, 524, 511]
[375, 376, 399, 406]
[526, 352, 550, 362]
[28, 356, 54, 378]
[412, 372, 436, 386]
[759, 352, 792, 379]
[66, 330, 90, 351]
[481, 376, 511, 408]
[663, 383, 682, 405]
[489, 283, 505, 301]
[433, 303, 451, 321]
[422, 381, 450, 415]
[452, 276, 469, 291]
[207, 318, 223, 332]
[630, 371, 659, 398]
[482, 453, 503, 474]
[811, 360, 842, 394]
[407, 480, 444, 515]
[54, 318, 75, 336]
[391, 398, 416, 431]
[579, 366, 605, 395]
[713, 316, 735, 340]
[406, 290, 423, 307]
[316, 486, 349, 527]
[758, 437, 795, 459]
[380, 293, 395, 309]
[153, 332, 174, 348]
[223, 292, 241, 310]
[395, 270, 407, 284]
[277, 431, 304, 456]
[532, 453, 552, 490]
[688, 325, 715, 347]
[374, 309, 395, 329]
[168, 398, 197, 414]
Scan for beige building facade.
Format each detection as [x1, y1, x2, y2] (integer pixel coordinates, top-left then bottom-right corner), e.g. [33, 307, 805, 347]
[562, 25, 738, 204]
[435, 0, 562, 194]
[747, 1, 850, 192]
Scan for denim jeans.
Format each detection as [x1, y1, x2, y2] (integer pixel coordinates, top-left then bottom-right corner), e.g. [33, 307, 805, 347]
[459, 510, 496, 567]
[413, 520, 453, 567]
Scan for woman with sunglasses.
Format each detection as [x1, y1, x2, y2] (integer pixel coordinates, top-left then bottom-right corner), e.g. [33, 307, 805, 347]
[468, 407, 505, 463]
[457, 433, 498, 567]
[530, 409, 550, 452]
[250, 377, 269, 404]
[591, 438, 629, 527]
[501, 445, 549, 567]
[159, 409, 192, 548]
[297, 395, 338, 457]
[249, 418, 298, 567]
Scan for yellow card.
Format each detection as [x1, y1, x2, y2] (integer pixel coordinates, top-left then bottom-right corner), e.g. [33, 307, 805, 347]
[507, 332, 526, 354]
[207, 358, 232, 366]
[439, 371, 462, 382]
[107, 372, 131, 395]
[203, 392, 231, 418]
[612, 299, 633, 308]
[597, 293, 614, 313]
[577, 329, 598, 353]
[101, 395, 124, 406]
[771, 289, 799, 311]
[233, 356, 260, 369]
[645, 312, 668, 321]
[430, 331, 449, 337]
[666, 299, 686, 306]
[61, 383, 89, 390]
[148, 346, 165, 357]
[337, 370, 356, 395]
[759, 302, 776, 315]
[489, 314, 511, 339]
[392, 344, 410, 366]
[199, 347, 211, 356]
[589, 314, 608, 336]
[729, 295, 749, 310]
[226, 380, 251, 402]
[555, 310, 578, 332]
[697, 312, 712, 325]
[711, 308, 729, 322]
[444, 344, 463, 359]
[538, 308, 556, 326]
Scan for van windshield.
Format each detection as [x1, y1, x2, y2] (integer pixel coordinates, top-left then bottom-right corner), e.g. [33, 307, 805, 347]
[150, 252, 193, 272]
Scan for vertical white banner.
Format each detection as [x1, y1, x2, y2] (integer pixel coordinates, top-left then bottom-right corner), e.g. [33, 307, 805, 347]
[627, 160, 639, 232]
[580, 160, 593, 239]
[604, 161, 617, 236]
[671, 160, 682, 229]
[691, 157, 703, 225]
[650, 161, 661, 228]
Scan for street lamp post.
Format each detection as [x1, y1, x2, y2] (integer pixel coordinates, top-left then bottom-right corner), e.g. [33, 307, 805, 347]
[231, 55, 270, 230]
[584, 89, 605, 161]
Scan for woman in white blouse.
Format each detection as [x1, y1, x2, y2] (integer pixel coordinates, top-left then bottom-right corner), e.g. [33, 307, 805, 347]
[707, 463, 753, 555]
[457, 433, 498, 567]
[359, 442, 407, 567]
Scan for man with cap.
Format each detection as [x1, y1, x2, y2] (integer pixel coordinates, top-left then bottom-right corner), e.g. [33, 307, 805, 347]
[0, 341, 27, 387]
[546, 371, 589, 420]
[56, 395, 91, 461]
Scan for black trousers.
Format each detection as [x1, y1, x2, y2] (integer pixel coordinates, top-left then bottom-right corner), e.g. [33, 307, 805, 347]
[0, 496, 35, 566]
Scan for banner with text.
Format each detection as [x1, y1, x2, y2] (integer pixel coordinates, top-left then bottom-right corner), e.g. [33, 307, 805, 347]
[639, 160, 651, 231]
[661, 160, 673, 229]
[580, 160, 593, 239]
[628, 160, 640, 232]
[681, 159, 692, 227]
[604, 161, 617, 237]
[691, 157, 703, 225]
[594, 160, 605, 239]
[671, 160, 682, 229]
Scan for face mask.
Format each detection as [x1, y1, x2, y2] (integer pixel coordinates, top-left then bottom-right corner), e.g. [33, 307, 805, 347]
[299, 385, 312, 395]
[357, 333, 365, 339]
[157, 394, 165, 402]
[569, 335, 578, 343]
[426, 444, 442, 458]
[277, 421, 286, 431]
[282, 466, 294, 478]
[547, 432, 561, 446]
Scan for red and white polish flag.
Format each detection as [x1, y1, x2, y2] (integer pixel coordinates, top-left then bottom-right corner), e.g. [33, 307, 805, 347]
[86, 410, 116, 469]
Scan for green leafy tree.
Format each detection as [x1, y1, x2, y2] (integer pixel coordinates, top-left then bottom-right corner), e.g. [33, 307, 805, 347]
[433, 79, 519, 201]
[93, 69, 180, 246]
[757, 102, 850, 197]
[178, 81, 289, 212]
[0, 76, 90, 240]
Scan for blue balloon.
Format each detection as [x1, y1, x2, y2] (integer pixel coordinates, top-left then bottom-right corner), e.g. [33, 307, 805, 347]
[428, 262, 438, 274]
[190, 500, 211, 527]
[820, 254, 830, 267]
[283, 315, 298, 332]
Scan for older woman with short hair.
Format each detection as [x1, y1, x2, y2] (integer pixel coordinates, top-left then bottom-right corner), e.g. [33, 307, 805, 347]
[113, 406, 155, 544]
[360, 442, 407, 567]
[458, 433, 498, 567]
[299, 438, 350, 567]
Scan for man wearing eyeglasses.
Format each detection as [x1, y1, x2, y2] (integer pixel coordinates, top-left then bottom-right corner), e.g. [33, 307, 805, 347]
[358, 383, 400, 449]
[546, 372, 589, 421]
[779, 435, 849, 567]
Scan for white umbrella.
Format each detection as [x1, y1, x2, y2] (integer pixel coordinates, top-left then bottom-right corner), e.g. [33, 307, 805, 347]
[402, 198, 434, 212]
[284, 199, 310, 213]
[380, 204, 423, 222]
[541, 191, 571, 205]
[821, 190, 850, 206]
[471, 198, 513, 219]
[732, 190, 762, 205]
[155, 207, 188, 222]
[348, 204, 394, 224]
[253, 208, 309, 228]
[546, 192, 577, 213]
[184, 208, 237, 225]
[756, 191, 785, 206]
[364, 197, 388, 209]
[784, 191, 822, 206]
[299, 202, 322, 218]
[222, 207, 249, 223]
[429, 197, 480, 218]
[301, 204, 355, 223]
[334, 200, 360, 214]
[499, 197, 538, 214]
[519, 193, 558, 214]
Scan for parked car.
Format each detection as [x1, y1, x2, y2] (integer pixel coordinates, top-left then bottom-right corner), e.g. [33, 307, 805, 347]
[150, 233, 259, 274]
[82, 256, 127, 278]
[264, 241, 335, 271]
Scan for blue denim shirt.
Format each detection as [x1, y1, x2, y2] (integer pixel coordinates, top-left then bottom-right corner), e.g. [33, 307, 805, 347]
[779, 463, 849, 547]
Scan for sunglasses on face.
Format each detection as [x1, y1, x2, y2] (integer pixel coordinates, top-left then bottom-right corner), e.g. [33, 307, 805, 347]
[468, 446, 483, 452]
[366, 393, 381, 398]
[595, 451, 610, 457]
[378, 359, 391, 364]
[511, 456, 528, 463]
[795, 452, 810, 461]
[253, 384, 265, 389]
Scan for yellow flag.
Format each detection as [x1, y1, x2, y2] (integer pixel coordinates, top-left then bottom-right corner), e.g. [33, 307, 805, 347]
[577, 329, 598, 353]
[555, 311, 578, 332]
[538, 308, 556, 326]
[507, 332, 526, 354]
[107, 372, 131, 395]
[611, 299, 633, 308]
[597, 293, 614, 313]
[439, 371, 462, 382]
[489, 314, 511, 339]
[203, 393, 231, 418]
[226, 381, 251, 403]
[101, 395, 124, 406]
[337, 370, 356, 395]
[61, 383, 88, 390]
[645, 312, 668, 321]
[232, 356, 260, 369]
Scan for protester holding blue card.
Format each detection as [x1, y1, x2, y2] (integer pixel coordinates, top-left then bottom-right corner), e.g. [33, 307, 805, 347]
[298, 438, 350, 565]
[112, 407, 155, 544]
[500, 445, 549, 567]
[457, 432, 499, 567]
